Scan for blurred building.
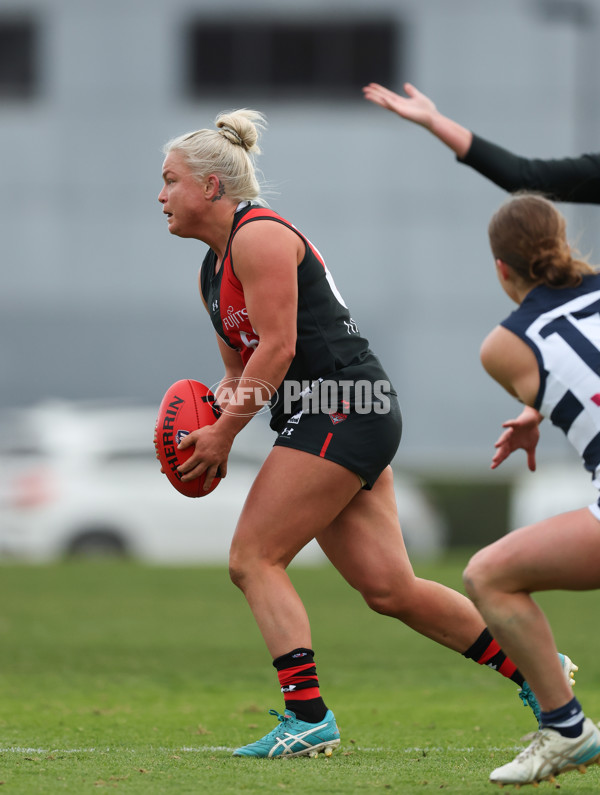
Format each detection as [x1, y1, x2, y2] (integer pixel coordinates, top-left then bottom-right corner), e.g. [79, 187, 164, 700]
[2, 0, 599, 473]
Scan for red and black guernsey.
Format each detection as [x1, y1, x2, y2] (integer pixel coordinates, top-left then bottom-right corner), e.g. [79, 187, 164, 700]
[200, 204, 395, 430]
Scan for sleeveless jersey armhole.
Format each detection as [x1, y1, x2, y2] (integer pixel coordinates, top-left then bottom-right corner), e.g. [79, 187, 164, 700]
[199, 251, 215, 304]
[228, 213, 307, 281]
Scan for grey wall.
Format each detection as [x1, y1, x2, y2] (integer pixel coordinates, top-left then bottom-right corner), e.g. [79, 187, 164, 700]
[2, 0, 599, 473]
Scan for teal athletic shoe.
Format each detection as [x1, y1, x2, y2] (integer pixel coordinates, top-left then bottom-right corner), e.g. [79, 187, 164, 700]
[519, 653, 578, 724]
[233, 708, 341, 758]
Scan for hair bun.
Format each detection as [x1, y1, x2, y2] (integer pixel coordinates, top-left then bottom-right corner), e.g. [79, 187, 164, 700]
[215, 109, 265, 155]
[530, 242, 571, 286]
[218, 124, 245, 148]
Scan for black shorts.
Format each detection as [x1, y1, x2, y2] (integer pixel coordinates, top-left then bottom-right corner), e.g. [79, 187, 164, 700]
[272, 393, 402, 489]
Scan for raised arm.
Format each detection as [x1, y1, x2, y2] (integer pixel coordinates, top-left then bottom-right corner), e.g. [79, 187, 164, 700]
[363, 82, 600, 204]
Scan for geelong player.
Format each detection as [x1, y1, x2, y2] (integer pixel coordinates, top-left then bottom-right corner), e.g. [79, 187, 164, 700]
[463, 194, 600, 785]
[158, 110, 572, 759]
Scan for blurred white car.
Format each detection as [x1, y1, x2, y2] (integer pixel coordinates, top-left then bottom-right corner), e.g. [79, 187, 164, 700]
[0, 400, 447, 563]
[509, 462, 598, 530]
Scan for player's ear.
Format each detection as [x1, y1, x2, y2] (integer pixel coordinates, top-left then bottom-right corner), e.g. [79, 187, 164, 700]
[204, 174, 223, 201]
[495, 258, 511, 281]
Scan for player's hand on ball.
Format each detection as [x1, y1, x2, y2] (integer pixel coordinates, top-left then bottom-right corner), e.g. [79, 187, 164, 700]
[177, 424, 230, 490]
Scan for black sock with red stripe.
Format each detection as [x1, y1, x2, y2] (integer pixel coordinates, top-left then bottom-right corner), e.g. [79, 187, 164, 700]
[273, 648, 327, 723]
[463, 628, 524, 686]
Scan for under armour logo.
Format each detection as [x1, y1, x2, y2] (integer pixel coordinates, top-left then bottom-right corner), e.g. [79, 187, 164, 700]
[212, 299, 219, 312]
[281, 428, 294, 436]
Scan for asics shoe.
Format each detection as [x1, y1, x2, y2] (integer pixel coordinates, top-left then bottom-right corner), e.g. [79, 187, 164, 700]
[233, 708, 340, 758]
[518, 653, 577, 724]
[490, 717, 600, 786]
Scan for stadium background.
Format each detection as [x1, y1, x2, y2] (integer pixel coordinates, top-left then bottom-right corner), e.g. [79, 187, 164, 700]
[2, 0, 599, 545]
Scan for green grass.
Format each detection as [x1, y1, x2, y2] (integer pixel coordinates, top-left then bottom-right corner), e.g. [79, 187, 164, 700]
[0, 553, 599, 793]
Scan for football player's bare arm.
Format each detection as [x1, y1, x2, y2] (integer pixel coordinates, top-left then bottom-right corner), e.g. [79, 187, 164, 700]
[213, 220, 301, 438]
[480, 325, 540, 406]
[480, 326, 542, 471]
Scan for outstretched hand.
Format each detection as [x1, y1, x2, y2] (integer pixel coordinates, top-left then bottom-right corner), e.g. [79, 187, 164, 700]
[491, 408, 542, 471]
[362, 82, 437, 129]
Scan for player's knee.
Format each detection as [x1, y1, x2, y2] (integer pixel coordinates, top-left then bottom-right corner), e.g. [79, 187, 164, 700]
[462, 549, 494, 603]
[228, 545, 279, 590]
[362, 590, 388, 615]
[361, 584, 409, 618]
[228, 547, 250, 590]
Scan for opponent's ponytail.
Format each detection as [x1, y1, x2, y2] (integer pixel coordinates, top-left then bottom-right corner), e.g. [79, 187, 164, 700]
[488, 193, 595, 288]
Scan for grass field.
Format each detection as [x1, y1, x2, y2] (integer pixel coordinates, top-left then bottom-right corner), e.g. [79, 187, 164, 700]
[0, 552, 599, 793]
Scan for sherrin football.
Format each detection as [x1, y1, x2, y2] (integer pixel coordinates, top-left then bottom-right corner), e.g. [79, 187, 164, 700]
[154, 379, 221, 498]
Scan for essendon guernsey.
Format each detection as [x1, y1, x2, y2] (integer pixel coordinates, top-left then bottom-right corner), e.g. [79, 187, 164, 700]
[200, 204, 393, 428]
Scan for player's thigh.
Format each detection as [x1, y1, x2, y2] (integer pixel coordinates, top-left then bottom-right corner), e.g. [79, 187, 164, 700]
[230, 445, 362, 568]
[233, 397, 402, 569]
[317, 466, 416, 591]
[467, 507, 600, 592]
